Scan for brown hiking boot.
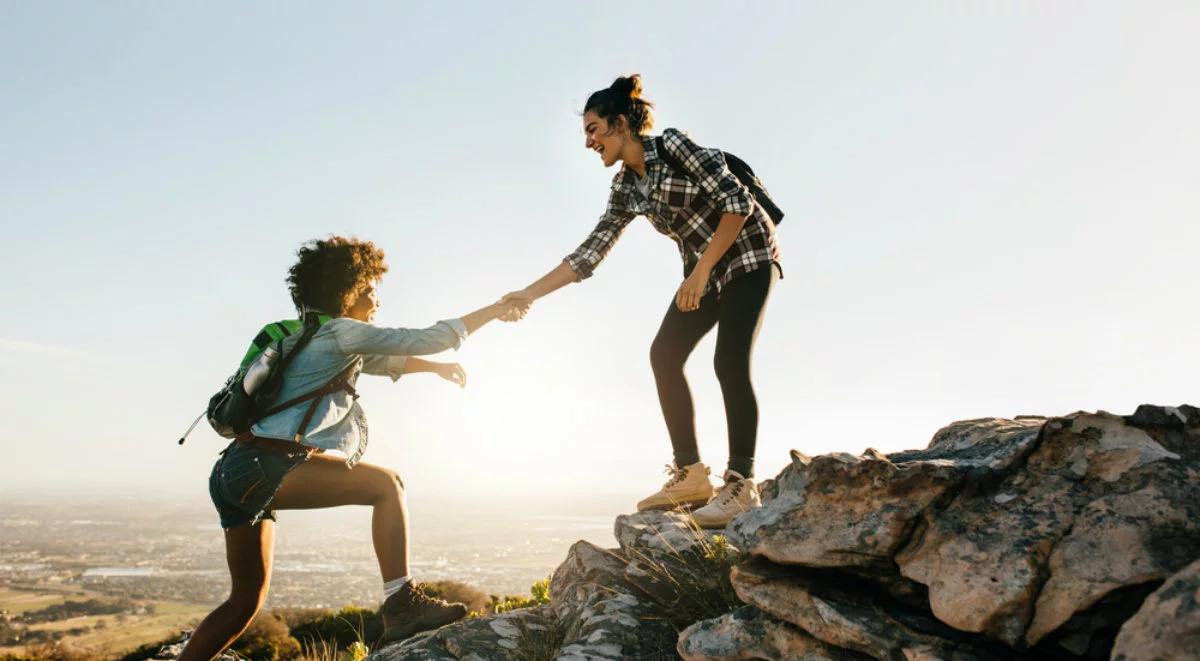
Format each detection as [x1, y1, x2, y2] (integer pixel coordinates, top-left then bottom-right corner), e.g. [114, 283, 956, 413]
[636, 462, 715, 512]
[380, 581, 469, 643]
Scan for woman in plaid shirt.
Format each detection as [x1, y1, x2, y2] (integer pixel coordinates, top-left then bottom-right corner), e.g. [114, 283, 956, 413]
[504, 75, 782, 528]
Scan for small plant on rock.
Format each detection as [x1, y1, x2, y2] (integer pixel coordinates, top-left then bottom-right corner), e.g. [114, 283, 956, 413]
[484, 577, 552, 616]
[624, 520, 745, 632]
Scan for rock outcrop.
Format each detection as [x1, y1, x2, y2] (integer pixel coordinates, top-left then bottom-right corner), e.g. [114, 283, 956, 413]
[370, 405, 1199, 660]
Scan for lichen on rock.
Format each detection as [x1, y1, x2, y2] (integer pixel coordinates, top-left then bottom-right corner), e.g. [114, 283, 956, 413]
[367, 404, 1199, 660]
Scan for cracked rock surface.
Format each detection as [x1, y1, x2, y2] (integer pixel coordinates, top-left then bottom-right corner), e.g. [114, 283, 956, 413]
[367, 405, 1198, 660]
[1111, 557, 1200, 660]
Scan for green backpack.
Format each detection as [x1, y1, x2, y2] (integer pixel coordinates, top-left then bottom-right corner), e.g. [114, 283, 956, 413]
[177, 313, 355, 444]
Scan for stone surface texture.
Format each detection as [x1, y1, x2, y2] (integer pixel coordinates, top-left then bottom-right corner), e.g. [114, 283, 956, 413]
[362, 404, 1198, 660]
[677, 606, 869, 661]
[1111, 558, 1200, 661]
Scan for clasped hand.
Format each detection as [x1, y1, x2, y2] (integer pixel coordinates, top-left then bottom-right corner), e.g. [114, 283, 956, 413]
[498, 290, 533, 322]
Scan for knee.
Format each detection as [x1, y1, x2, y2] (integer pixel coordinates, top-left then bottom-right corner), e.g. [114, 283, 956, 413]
[227, 589, 267, 623]
[650, 336, 682, 375]
[714, 352, 749, 385]
[370, 467, 405, 502]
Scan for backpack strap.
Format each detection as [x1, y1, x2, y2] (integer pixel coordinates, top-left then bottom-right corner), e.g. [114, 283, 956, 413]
[655, 136, 686, 176]
[290, 363, 359, 441]
[270, 314, 322, 377]
[248, 314, 328, 426]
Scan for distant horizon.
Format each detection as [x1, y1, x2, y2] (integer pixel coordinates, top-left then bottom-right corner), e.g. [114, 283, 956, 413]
[7, 398, 1191, 502]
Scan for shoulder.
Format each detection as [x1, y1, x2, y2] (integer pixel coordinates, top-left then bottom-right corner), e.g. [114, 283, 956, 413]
[660, 127, 693, 150]
[320, 317, 366, 338]
[609, 165, 639, 196]
[661, 128, 714, 161]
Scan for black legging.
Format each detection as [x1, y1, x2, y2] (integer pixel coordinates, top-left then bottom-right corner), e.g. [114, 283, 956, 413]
[649, 264, 778, 479]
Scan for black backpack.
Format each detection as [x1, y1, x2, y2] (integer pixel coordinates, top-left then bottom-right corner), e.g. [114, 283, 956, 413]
[654, 136, 785, 225]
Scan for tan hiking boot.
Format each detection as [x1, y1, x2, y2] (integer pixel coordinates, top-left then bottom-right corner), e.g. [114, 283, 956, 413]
[380, 581, 468, 644]
[636, 462, 715, 512]
[691, 471, 761, 529]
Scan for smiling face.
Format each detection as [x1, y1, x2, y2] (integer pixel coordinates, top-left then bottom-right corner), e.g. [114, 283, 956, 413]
[583, 110, 629, 168]
[346, 282, 379, 322]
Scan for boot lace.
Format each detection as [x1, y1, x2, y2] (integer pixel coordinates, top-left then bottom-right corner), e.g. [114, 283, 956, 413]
[714, 480, 745, 506]
[410, 583, 453, 607]
[661, 464, 688, 488]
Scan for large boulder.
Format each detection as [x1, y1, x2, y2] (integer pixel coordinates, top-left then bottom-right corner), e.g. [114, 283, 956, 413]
[727, 417, 1046, 576]
[897, 408, 1200, 650]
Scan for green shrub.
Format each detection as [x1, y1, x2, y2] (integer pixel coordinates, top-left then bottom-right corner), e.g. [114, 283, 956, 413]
[231, 611, 301, 661]
[488, 577, 552, 615]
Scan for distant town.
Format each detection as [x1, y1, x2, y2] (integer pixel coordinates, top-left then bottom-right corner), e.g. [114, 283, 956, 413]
[1, 495, 615, 655]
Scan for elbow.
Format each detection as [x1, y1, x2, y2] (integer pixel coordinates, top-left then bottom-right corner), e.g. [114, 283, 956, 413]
[720, 190, 755, 220]
[563, 256, 594, 282]
[720, 210, 750, 231]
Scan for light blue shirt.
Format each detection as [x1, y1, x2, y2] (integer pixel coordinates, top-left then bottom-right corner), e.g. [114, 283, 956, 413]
[250, 316, 468, 466]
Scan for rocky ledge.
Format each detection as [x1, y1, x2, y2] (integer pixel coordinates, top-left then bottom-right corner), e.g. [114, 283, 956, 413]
[371, 405, 1200, 660]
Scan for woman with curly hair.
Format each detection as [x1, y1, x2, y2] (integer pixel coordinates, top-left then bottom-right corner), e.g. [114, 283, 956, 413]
[180, 236, 524, 660]
[503, 74, 782, 529]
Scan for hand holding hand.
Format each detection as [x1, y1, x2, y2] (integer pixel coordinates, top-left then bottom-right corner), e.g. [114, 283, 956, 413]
[433, 362, 467, 388]
[499, 290, 533, 322]
[675, 269, 710, 312]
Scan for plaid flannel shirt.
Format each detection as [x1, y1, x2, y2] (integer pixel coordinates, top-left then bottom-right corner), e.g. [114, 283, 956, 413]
[564, 128, 781, 294]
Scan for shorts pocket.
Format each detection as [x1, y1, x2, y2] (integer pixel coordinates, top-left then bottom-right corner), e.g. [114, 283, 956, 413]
[219, 454, 269, 505]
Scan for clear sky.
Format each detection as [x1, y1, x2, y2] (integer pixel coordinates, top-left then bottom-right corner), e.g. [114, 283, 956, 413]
[2, 2, 1197, 512]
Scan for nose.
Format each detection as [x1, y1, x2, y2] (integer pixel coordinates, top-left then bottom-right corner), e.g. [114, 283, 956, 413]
[585, 135, 594, 150]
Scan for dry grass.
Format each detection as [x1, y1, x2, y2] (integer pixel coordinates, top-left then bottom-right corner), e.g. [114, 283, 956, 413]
[508, 614, 565, 661]
[622, 518, 744, 632]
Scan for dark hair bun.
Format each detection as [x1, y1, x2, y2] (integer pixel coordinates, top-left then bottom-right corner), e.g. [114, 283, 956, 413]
[610, 74, 643, 101]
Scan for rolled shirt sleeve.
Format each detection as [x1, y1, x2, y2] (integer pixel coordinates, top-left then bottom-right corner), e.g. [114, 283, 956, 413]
[361, 354, 409, 381]
[661, 128, 754, 217]
[331, 317, 468, 357]
[563, 186, 638, 280]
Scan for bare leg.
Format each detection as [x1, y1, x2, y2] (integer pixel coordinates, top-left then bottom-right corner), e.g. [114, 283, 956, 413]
[272, 453, 409, 581]
[178, 521, 274, 661]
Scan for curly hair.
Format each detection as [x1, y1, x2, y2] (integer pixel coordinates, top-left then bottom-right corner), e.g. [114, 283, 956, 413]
[286, 236, 389, 316]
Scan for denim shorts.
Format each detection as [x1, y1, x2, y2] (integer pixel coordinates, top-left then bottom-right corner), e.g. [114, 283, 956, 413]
[208, 440, 311, 529]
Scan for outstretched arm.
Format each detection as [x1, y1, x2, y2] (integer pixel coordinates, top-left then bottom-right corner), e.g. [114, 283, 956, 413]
[460, 300, 518, 334]
[334, 299, 522, 358]
[403, 357, 467, 387]
[503, 187, 638, 313]
[360, 355, 465, 387]
[504, 261, 578, 306]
